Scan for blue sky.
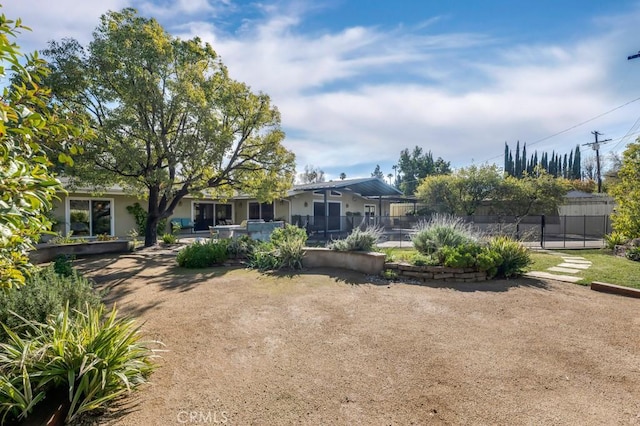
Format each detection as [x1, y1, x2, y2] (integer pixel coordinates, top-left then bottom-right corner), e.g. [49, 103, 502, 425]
[6, 0, 640, 181]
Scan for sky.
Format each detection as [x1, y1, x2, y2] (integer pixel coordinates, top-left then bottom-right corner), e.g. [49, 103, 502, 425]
[5, 0, 640, 181]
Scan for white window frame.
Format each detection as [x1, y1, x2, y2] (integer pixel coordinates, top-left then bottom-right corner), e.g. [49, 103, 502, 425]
[66, 197, 115, 237]
[313, 190, 342, 197]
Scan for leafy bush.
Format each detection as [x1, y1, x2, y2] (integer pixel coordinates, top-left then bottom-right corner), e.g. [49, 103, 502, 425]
[412, 214, 482, 255]
[245, 225, 307, 271]
[0, 266, 101, 342]
[161, 233, 178, 244]
[0, 304, 158, 424]
[410, 252, 438, 266]
[625, 246, 640, 262]
[246, 242, 282, 271]
[96, 233, 118, 241]
[328, 226, 383, 251]
[126, 202, 167, 236]
[487, 236, 531, 278]
[227, 235, 258, 259]
[604, 232, 628, 250]
[176, 240, 229, 268]
[53, 254, 75, 277]
[49, 231, 87, 244]
[437, 243, 481, 268]
[270, 224, 307, 247]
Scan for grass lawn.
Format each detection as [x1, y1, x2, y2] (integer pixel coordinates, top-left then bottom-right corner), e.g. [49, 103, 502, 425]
[382, 246, 640, 289]
[531, 249, 640, 288]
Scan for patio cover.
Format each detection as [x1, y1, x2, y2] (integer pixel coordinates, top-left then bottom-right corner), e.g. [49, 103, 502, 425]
[292, 178, 403, 238]
[292, 177, 403, 197]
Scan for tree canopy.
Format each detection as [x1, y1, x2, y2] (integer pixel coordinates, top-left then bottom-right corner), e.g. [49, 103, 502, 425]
[44, 9, 295, 246]
[396, 146, 450, 195]
[0, 11, 82, 288]
[298, 164, 325, 184]
[416, 165, 570, 220]
[610, 140, 640, 238]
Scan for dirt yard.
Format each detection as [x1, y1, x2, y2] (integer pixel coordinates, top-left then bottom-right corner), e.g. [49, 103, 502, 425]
[75, 249, 640, 425]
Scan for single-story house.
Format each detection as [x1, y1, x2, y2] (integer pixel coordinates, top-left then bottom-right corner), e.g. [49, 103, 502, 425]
[50, 177, 403, 239]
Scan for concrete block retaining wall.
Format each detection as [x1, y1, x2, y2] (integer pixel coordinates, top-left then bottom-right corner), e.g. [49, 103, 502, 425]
[30, 240, 131, 264]
[385, 262, 488, 282]
[302, 248, 386, 275]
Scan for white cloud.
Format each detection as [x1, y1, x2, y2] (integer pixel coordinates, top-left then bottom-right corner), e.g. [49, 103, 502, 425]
[5, 0, 640, 176]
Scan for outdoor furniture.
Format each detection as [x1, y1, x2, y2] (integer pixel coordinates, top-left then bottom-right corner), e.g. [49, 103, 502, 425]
[170, 218, 194, 233]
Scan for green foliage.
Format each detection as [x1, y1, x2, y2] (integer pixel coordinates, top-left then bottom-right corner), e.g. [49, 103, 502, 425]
[0, 304, 158, 423]
[328, 226, 382, 252]
[410, 253, 438, 266]
[625, 246, 640, 262]
[0, 10, 84, 288]
[246, 242, 281, 271]
[48, 231, 87, 244]
[226, 235, 257, 259]
[0, 265, 100, 342]
[604, 232, 628, 250]
[178, 239, 228, 267]
[246, 225, 307, 270]
[396, 146, 451, 195]
[610, 141, 640, 239]
[96, 233, 117, 241]
[487, 236, 531, 278]
[44, 9, 296, 247]
[161, 233, 178, 245]
[495, 170, 571, 219]
[53, 254, 74, 277]
[176, 240, 229, 268]
[382, 269, 398, 280]
[126, 203, 166, 236]
[411, 214, 482, 255]
[416, 164, 502, 216]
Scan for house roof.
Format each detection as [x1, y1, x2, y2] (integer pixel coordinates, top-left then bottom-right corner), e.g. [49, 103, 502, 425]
[291, 177, 403, 197]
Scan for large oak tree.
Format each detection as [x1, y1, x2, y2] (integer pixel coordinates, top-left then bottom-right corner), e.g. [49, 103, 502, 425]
[44, 9, 295, 246]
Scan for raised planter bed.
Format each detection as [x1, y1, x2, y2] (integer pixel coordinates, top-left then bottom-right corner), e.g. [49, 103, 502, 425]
[385, 262, 488, 283]
[30, 240, 130, 264]
[302, 248, 386, 275]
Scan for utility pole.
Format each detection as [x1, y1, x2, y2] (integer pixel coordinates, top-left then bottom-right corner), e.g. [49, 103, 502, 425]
[583, 131, 611, 193]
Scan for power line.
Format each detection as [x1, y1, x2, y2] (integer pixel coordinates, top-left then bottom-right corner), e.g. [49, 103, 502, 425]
[481, 95, 640, 163]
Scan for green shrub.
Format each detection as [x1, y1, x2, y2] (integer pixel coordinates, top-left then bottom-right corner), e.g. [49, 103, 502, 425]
[328, 226, 383, 251]
[437, 243, 481, 268]
[410, 253, 438, 266]
[0, 304, 158, 424]
[49, 231, 87, 244]
[176, 240, 229, 268]
[227, 235, 258, 259]
[604, 231, 628, 250]
[0, 266, 101, 342]
[126, 202, 167, 236]
[246, 242, 281, 271]
[270, 224, 307, 247]
[277, 237, 306, 270]
[161, 233, 178, 244]
[412, 214, 482, 255]
[488, 236, 531, 278]
[53, 254, 75, 277]
[95, 233, 117, 241]
[625, 246, 640, 261]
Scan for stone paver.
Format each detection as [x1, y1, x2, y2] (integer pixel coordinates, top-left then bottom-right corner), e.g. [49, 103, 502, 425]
[548, 266, 582, 274]
[525, 271, 583, 283]
[557, 262, 591, 269]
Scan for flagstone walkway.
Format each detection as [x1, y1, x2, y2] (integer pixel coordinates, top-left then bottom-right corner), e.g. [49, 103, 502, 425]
[525, 254, 592, 283]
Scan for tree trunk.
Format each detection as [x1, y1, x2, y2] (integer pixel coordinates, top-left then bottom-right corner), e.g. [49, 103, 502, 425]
[144, 188, 161, 247]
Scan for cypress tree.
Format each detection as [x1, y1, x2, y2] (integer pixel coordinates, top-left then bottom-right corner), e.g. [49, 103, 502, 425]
[514, 141, 521, 178]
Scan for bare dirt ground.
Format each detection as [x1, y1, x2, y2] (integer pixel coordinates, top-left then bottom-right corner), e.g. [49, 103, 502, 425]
[75, 249, 640, 425]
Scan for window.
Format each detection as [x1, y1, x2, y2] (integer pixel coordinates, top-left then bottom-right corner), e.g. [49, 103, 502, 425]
[249, 202, 274, 221]
[313, 190, 342, 197]
[68, 199, 113, 237]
